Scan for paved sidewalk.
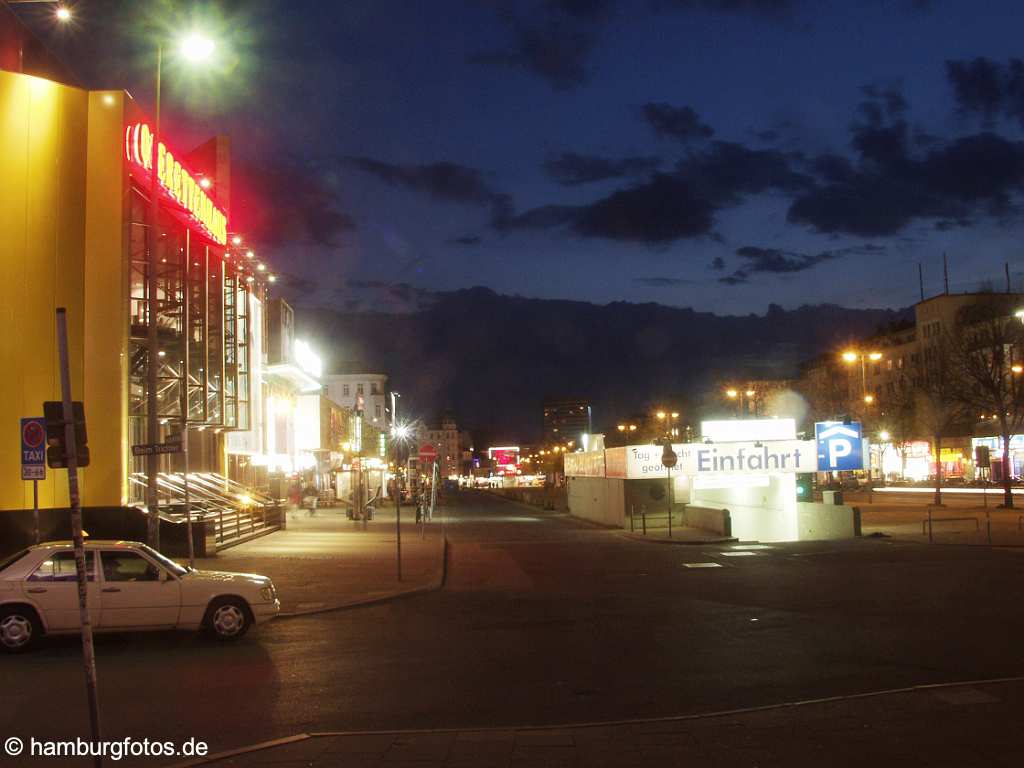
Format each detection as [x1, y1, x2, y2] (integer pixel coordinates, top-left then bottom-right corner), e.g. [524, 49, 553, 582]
[619, 526, 737, 545]
[177, 677, 1024, 767]
[858, 502, 1024, 546]
[193, 507, 447, 615]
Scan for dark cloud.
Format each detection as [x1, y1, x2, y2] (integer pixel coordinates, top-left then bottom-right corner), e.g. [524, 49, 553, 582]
[634, 276, 696, 286]
[545, 0, 616, 19]
[450, 235, 482, 246]
[676, 141, 813, 204]
[642, 103, 714, 142]
[233, 161, 356, 250]
[717, 244, 883, 286]
[718, 271, 749, 285]
[788, 87, 1024, 237]
[470, 16, 597, 90]
[651, 0, 791, 15]
[501, 173, 715, 243]
[344, 156, 511, 222]
[946, 57, 1024, 127]
[501, 140, 808, 244]
[277, 272, 319, 296]
[709, 256, 726, 270]
[543, 152, 661, 185]
[476, 0, 793, 90]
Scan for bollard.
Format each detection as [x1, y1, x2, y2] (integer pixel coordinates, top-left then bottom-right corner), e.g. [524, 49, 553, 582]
[630, 504, 634, 532]
[641, 504, 647, 536]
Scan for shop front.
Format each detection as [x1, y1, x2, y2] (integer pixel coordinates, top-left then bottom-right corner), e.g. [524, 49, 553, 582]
[0, 65, 279, 550]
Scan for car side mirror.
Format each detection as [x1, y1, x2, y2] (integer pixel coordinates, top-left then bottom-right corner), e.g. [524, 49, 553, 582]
[159, 570, 170, 583]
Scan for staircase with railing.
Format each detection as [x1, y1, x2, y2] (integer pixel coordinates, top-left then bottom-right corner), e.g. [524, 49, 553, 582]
[129, 472, 282, 550]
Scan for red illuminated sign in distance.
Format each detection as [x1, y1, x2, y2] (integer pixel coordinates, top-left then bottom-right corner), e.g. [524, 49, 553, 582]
[125, 122, 228, 245]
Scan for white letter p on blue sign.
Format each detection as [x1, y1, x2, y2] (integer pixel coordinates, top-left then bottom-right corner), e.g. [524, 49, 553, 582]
[815, 422, 864, 471]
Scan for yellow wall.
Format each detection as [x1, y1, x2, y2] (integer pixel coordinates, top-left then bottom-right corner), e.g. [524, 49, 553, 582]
[0, 71, 127, 511]
[82, 90, 128, 507]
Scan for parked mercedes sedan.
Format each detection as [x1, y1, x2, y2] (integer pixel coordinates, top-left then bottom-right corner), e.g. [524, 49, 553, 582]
[0, 540, 279, 653]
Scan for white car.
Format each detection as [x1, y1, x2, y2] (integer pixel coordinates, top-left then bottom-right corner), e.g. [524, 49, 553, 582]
[0, 540, 280, 653]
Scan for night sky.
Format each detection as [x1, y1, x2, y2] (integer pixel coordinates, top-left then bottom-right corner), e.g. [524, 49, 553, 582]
[21, 0, 1024, 314]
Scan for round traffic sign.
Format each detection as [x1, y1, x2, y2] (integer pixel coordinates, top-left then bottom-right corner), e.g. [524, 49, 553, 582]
[23, 420, 45, 449]
[419, 443, 437, 461]
[661, 444, 678, 468]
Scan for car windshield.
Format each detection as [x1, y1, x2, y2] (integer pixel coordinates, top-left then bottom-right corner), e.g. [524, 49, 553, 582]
[0, 549, 29, 574]
[138, 545, 190, 577]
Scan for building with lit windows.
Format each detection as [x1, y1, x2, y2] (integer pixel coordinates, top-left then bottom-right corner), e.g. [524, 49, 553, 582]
[0, 20, 291, 552]
[543, 397, 592, 445]
[323, 368, 389, 428]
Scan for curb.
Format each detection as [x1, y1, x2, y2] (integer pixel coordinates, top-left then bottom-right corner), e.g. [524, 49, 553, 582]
[618, 531, 738, 546]
[166, 673, 1024, 767]
[276, 534, 448, 618]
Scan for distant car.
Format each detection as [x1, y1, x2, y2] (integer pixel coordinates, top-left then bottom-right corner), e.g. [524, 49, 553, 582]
[0, 540, 279, 653]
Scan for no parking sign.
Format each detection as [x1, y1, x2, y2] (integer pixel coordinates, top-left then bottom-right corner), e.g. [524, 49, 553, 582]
[21, 417, 46, 480]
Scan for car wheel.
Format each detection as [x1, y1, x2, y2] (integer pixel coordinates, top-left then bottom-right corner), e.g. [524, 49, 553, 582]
[204, 597, 252, 641]
[0, 606, 43, 653]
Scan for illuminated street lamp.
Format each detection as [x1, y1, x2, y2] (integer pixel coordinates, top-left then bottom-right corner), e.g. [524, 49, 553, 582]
[726, 387, 755, 417]
[144, 29, 219, 550]
[841, 349, 882, 403]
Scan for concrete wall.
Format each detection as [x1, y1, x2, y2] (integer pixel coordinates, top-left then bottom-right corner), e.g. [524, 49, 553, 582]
[680, 506, 732, 537]
[797, 502, 860, 541]
[691, 474, 798, 542]
[567, 476, 625, 527]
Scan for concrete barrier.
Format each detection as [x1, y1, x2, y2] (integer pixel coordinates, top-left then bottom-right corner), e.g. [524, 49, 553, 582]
[680, 505, 732, 537]
[797, 502, 860, 541]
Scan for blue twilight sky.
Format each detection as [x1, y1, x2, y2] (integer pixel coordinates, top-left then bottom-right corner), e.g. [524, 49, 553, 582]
[23, 0, 1024, 313]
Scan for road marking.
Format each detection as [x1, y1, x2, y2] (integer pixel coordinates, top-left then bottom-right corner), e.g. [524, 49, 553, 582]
[730, 544, 773, 550]
[683, 562, 723, 568]
[720, 551, 757, 557]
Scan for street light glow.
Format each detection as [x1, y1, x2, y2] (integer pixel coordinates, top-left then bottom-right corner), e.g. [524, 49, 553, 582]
[725, 389, 738, 399]
[656, 411, 666, 420]
[744, 389, 755, 397]
[868, 352, 883, 361]
[864, 394, 875, 404]
[55, 6, 71, 22]
[180, 32, 216, 63]
[1013, 365, 1023, 374]
[842, 351, 858, 363]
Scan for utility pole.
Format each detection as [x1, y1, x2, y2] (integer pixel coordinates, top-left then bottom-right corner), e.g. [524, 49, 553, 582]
[146, 45, 163, 551]
[56, 308, 102, 767]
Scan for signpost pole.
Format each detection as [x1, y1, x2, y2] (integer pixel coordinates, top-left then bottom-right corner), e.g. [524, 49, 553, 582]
[667, 463, 673, 539]
[396, 477, 402, 582]
[32, 479, 39, 545]
[56, 308, 102, 767]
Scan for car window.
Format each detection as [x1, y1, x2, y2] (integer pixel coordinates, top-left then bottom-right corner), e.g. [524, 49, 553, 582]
[28, 551, 96, 582]
[102, 552, 162, 582]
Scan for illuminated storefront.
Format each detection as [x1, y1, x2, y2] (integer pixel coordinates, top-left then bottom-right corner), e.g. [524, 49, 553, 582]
[0, 65, 275, 527]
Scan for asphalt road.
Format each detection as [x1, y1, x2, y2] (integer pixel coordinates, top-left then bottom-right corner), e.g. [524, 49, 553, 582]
[5, 491, 1024, 764]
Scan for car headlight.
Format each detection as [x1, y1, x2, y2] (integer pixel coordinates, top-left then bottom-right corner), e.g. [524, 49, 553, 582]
[260, 585, 276, 602]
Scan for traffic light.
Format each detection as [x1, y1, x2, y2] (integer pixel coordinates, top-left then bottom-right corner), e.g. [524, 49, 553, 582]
[43, 400, 90, 468]
[795, 473, 813, 501]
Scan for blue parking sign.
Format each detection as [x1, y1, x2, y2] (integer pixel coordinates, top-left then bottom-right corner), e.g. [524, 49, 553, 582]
[815, 421, 864, 471]
[21, 417, 47, 480]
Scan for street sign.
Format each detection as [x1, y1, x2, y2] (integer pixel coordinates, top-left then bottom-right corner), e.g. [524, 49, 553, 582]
[975, 445, 991, 468]
[661, 443, 678, 468]
[131, 442, 183, 457]
[21, 417, 46, 480]
[419, 443, 437, 463]
[815, 421, 864, 471]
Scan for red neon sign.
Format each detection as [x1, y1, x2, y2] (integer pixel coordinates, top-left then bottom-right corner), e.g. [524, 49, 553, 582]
[125, 122, 228, 245]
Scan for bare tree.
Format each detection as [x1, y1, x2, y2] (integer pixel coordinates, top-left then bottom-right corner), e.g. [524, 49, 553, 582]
[949, 299, 1024, 507]
[877, 367, 917, 481]
[914, 331, 967, 506]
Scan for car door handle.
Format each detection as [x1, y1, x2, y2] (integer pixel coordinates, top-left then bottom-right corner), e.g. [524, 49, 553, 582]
[26, 587, 47, 594]
[102, 587, 121, 593]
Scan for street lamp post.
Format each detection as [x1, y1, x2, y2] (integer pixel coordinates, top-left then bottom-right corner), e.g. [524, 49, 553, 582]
[145, 33, 216, 550]
[725, 388, 755, 417]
